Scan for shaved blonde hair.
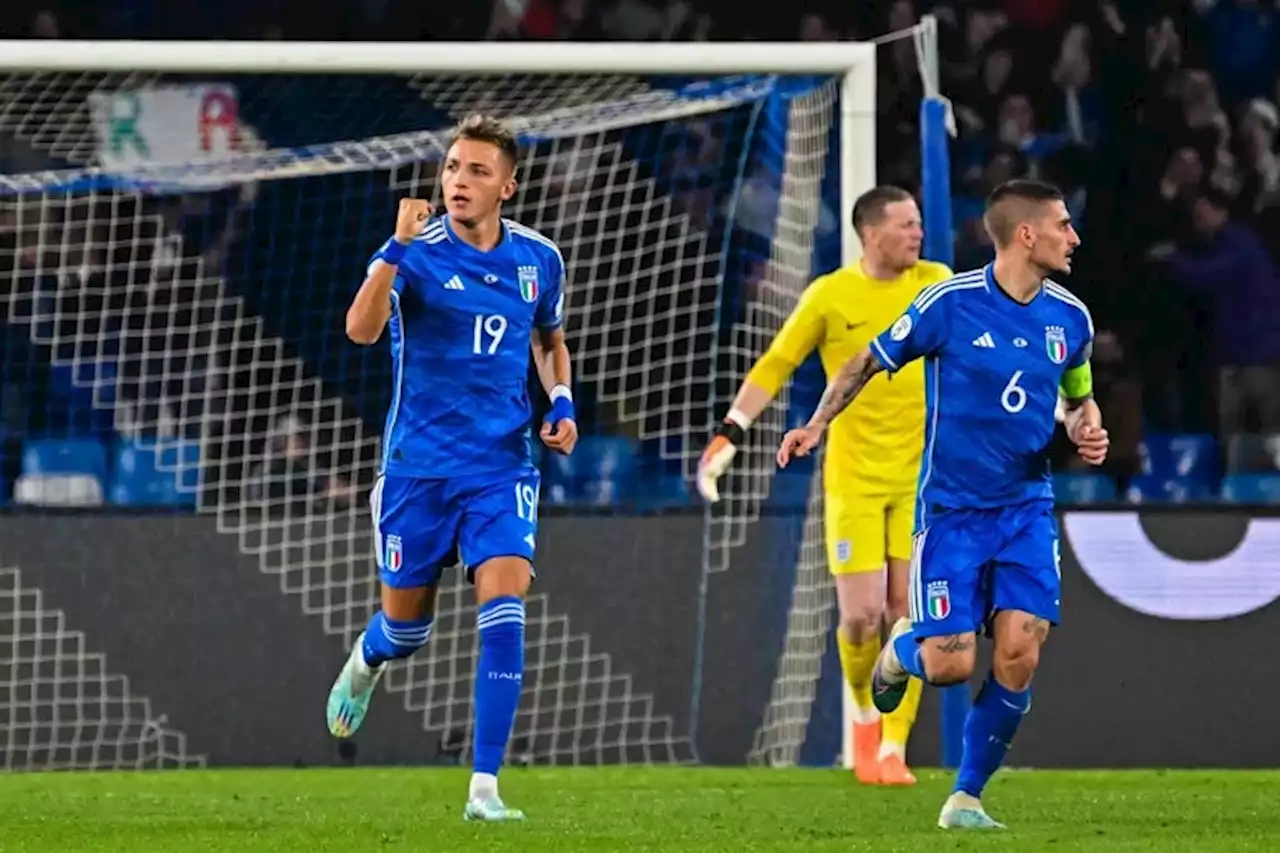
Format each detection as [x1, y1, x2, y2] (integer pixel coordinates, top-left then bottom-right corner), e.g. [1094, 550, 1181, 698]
[983, 179, 1065, 247]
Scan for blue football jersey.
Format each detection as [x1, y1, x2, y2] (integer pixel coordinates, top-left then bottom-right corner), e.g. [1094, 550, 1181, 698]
[869, 265, 1093, 514]
[367, 215, 565, 479]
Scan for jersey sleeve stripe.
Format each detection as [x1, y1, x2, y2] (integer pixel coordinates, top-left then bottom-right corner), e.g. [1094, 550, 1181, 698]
[506, 219, 567, 280]
[869, 337, 898, 371]
[1044, 282, 1094, 336]
[911, 270, 985, 309]
[1043, 281, 1086, 311]
[414, 222, 447, 245]
[914, 279, 986, 313]
[381, 290, 406, 473]
[509, 224, 565, 274]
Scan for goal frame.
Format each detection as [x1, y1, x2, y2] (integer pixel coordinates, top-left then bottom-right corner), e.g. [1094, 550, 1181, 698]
[0, 39, 877, 289]
[0, 38, 879, 771]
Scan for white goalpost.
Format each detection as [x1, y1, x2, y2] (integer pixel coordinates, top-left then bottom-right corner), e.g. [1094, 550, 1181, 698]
[0, 38, 888, 770]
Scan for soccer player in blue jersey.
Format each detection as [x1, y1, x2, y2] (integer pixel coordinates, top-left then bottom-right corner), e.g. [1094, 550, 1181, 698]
[328, 114, 577, 822]
[778, 180, 1109, 830]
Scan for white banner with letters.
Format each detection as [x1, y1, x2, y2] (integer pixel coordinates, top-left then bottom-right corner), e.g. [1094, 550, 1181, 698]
[90, 85, 240, 172]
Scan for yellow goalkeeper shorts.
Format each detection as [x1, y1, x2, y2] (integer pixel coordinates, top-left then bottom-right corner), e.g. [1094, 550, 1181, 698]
[825, 488, 916, 575]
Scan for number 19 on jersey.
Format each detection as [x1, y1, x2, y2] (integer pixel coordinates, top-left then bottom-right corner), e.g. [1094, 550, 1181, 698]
[473, 313, 508, 355]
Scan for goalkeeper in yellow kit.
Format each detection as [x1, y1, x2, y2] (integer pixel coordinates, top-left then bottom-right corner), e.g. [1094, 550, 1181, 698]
[698, 186, 951, 785]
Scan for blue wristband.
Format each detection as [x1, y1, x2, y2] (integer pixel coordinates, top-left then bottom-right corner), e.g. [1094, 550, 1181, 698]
[380, 238, 408, 266]
[545, 385, 575, 426]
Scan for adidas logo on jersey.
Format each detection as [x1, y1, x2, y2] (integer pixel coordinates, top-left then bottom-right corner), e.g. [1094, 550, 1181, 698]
[443, 275, 465, 291]
[972, 332, 996, 348]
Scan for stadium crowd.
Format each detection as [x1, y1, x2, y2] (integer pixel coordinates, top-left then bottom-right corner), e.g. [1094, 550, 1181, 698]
[0, 0, 1278, 505]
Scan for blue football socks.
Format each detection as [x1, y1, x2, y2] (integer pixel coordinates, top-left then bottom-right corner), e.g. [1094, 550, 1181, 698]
[361, 611, 433, 666]
[473, 596, 526, 776]
[954, 673, 1032, 798]
[892, 627, 927, 680]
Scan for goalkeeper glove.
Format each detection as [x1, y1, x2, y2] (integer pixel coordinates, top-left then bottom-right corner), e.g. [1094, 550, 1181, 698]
[697, 411, 750, 503]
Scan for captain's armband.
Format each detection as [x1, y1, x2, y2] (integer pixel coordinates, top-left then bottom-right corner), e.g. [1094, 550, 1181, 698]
[1059, 362, 1093, 402]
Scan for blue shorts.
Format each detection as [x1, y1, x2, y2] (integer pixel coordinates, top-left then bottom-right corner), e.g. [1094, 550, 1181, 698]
[370, 466, 541, 589]
[909, 500, 1060, 638]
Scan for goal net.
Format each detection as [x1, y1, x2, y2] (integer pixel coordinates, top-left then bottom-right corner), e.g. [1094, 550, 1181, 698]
[0, 42, 888, 770]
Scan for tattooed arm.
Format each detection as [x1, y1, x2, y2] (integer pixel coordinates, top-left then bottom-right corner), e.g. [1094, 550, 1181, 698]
[776, 287, 948, 468]
[776, 347, 884, 466]
[807, 347, 885, 431]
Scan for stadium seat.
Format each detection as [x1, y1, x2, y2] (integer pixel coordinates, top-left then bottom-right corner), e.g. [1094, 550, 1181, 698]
[1124, 473, 1212, 504]
[1220, 473, 1280, 504]
[13, 474, 104, 507]
[1138, 433, 1219, 492]
[1225, 433, 1280, 473]
[631, 441, 694, 511]
[21, 438, 108, 482]
[636, 473, 694, 511]
[768, 464, 814, 511]
[1053, 471, 1117, 504]
[108, 438, 201, 507]
[543, 436, 638, 506]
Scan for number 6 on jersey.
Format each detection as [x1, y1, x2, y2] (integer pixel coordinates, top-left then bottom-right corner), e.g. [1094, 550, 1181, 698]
[1001, 370, 1027, 414]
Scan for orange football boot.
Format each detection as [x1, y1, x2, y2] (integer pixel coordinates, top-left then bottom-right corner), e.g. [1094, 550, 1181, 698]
[852, 720, 881, 784]
[877, 752, 917, 786]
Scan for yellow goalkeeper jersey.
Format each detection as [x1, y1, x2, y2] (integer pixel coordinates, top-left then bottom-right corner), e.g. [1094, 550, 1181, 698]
[746, 259, 954, 494]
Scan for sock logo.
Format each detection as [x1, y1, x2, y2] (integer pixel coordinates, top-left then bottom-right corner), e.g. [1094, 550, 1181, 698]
[488, 671, 523, 681]
[1062, 511, 1280, 620]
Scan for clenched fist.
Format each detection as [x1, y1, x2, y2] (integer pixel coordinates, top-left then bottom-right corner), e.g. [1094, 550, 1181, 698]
[395, 198, 432, 243]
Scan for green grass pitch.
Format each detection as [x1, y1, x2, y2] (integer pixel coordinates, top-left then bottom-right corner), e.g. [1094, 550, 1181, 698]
[0, 766, 1274, 852]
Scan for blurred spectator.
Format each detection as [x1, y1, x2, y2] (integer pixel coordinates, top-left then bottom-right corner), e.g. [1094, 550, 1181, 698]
[1234, 98, 1280, 215]
[593, 0, 706, 41]
[1153, 188, 1280, 438]
[954, 38, 1015, 136]
[30, 9, 59, 38]
[953, 145, 1026, 269]
[248, 415, 354, 514]
[1130, 147, 1202, 249]
[996, 93, 1067, 161]
[798, 13, 838, 42]
[9, 0, 1280, 508]
[1041, 143, 1091, 221]
[1051, 23, 1103, 146]
[1200, 0, 1277, 104]
[487, 0, 609, 39]
[999, 0, 1070, 34]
